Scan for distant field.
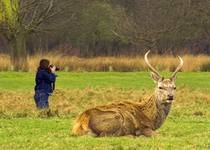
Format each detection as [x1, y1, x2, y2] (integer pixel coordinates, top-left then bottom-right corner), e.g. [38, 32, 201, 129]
[0, 72, 209, 149]
[0, 72, 210, 90]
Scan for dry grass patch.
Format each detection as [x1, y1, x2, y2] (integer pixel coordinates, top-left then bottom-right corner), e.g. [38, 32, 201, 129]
[0, 54, 10, 71]
[0, 88, 209, 119]
[1, 53, 210, 71]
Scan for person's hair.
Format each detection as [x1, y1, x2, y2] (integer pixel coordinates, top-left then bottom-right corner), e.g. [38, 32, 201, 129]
[38, 59, 50, 71]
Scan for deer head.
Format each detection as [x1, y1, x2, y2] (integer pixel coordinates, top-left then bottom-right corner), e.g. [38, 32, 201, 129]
[144, 51, 183, 104]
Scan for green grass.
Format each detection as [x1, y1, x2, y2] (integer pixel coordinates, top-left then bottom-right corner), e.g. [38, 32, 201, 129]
[0, 72, 210, 149]
[0, 117, 209, 149]
[0, 72, 210, 91]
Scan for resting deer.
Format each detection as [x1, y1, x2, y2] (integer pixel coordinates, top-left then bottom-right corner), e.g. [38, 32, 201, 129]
[72, 51, 183, 137]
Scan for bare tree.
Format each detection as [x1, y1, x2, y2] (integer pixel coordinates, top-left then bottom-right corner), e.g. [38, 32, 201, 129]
[0, 0, 74, 70]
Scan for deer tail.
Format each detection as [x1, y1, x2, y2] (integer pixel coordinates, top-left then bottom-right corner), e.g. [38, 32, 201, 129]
[72, 111, 90, 135]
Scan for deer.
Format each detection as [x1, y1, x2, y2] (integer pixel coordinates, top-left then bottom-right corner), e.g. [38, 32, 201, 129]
[72, 51, 183, 137]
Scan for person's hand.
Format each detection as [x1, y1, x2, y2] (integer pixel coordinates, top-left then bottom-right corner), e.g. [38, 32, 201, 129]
[50, 65, 56, 73]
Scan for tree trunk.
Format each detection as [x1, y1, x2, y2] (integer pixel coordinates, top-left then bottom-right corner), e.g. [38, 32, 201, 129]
[8, 33, 28, 71]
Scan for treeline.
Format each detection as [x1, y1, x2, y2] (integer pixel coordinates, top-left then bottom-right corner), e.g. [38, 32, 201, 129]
[1, 0, 210, 58]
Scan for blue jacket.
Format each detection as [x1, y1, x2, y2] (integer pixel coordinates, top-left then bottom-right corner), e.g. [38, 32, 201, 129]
[35, 69, 57, 94]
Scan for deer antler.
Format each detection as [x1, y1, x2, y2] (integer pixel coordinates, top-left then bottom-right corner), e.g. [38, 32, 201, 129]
[144, 50, 161, 78]
[171, 56, 183, 78]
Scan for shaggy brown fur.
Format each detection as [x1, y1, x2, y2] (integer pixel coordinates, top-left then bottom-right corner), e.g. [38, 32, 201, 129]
[72, 95, 171, 137]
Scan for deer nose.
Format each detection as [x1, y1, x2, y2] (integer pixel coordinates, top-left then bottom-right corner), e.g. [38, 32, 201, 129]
[168, 95, 174, 100]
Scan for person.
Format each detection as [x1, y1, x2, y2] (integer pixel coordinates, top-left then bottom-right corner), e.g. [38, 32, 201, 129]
[34, 59, 57, 109]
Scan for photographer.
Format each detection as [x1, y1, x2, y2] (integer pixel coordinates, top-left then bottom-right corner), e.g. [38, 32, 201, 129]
[34, 59, 58, 109]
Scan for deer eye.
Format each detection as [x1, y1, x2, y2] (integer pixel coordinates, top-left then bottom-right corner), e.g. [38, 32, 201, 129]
[159, 87, 163, 89]
[174, 87, 176, 90]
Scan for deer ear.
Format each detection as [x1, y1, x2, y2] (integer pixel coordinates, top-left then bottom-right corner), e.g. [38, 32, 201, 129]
[151, 72, 161, 82]
[170, 76, 176, 82]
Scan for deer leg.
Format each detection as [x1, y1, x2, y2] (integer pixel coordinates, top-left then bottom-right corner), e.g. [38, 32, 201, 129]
[142, 128, 156, 137]
[98, 132, 109, 137]
[125, 134, 136, 138]
[135, 129, 142, 136]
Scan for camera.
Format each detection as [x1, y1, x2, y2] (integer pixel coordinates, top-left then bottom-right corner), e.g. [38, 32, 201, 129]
[49, 64, 60, 71]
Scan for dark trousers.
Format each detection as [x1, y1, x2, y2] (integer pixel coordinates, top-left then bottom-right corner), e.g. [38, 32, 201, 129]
[34, 90, 49, 109]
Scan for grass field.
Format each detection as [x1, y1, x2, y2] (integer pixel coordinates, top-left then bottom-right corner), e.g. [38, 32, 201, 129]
[0, 72, 210, 149]
[1, 72, 210, 90]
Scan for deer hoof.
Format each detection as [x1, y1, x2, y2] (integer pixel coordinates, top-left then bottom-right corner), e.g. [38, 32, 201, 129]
[142, 128, 156, 137]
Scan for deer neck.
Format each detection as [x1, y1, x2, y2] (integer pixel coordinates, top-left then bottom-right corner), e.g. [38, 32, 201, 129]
[138, 94, 172, 130]
[153, 94, 172, 129]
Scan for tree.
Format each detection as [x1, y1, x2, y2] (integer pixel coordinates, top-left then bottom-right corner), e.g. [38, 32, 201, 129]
[0, 0, 73, 70]
[64, 0, 129, 57]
